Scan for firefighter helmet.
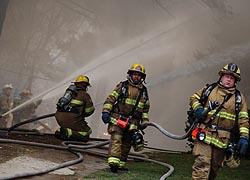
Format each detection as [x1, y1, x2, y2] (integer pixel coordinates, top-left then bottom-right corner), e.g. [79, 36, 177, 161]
[127, 63, 146, 77]
[20, 89, 32, 95]
[75, 75, 90, 86]
[3, 84, 13, 90]
[224, 154, 240, 168]
[218, 63, 241, 81]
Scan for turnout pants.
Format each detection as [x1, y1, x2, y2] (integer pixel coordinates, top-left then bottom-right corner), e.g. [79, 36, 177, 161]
[192, 141, 226, 180]
[107, 124, 132, 166]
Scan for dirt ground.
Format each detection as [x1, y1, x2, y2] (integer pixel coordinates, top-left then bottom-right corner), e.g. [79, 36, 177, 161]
[0, 132, 109, 180]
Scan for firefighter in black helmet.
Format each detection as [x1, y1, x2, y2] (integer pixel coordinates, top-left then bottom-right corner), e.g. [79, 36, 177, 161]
[190, 63, 249, 180]
[102, 64, 150, 173]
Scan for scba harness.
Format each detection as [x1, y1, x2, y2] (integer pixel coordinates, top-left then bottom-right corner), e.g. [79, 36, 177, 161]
[187, 83, 242, 142]
[56, 84, 82, 114]
[114, 80, 148, 152]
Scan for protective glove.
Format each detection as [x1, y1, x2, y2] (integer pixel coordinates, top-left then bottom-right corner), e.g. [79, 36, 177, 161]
[237, 136, 249, 155]
[195, 107, 206, 123]
[102, 112, 110, 124]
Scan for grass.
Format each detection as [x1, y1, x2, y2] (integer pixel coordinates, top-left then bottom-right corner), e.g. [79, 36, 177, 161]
[83, 151, 250, 180]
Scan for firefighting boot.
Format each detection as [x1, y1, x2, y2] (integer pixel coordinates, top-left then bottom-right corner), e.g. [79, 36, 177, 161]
[54, 128, 68, 140]
[109, 163, 118, 173]
[118, 161, 128, 171]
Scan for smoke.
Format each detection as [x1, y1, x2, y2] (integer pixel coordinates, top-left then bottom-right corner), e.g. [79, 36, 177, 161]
[1, 0, 250, 151]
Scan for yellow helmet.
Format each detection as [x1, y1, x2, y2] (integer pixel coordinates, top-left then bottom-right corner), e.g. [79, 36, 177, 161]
[127, 63, 146, 78]
[218, 63, 241, 81]
[75, 75, 90, 86]
[20, 89, 32, 95]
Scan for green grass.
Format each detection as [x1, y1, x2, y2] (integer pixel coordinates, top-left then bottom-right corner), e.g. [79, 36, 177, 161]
[83, 152, 250, 180]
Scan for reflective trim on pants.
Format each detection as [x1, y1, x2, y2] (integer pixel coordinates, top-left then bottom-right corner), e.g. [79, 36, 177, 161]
[108, 157, 120, 165]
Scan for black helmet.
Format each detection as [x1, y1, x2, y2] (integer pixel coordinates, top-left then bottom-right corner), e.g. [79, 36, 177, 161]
[218, 63, 241, 81]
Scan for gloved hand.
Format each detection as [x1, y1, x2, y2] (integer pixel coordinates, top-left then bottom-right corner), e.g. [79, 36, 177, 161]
[237, 136, 249, 155]
[102, 112, 110, 124]
[195, 107, 205, 123]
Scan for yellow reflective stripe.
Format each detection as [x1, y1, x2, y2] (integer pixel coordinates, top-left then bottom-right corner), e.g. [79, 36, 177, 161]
[110, 90, 119, 100]
[108, 157, 120, 164]
[208, 110, 236, 121]
[191, 93, 201, 99]
[124, 98, 146, 109]
[119, 161, 126, 167]
[240, 127, 249, 134]
[203, 135, 227, 149]
[103, 103, 113, 110]
[192, 101, 201, 110]
[129, 124, 138, 131]
[142, 113, 149, 119]
[110, 117, 118, 124]
[66, 128, 72, 138]
[85, 106, 95, 113]
[70, 99, 84, 105]
[138, 102, 144, 109]
[145, 100, 150, 106]
[239, 111, 249, 118]
[78, 129, 92, 136]
[125, 98, 136, 105]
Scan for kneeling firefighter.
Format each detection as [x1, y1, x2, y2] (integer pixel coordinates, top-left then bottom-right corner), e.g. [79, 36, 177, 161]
[55, 75, 95, 142]
[102, 63, 150, 173]
[190, 63, 249, 180]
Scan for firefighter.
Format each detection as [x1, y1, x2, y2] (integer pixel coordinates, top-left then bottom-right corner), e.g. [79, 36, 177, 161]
[0, 84, 14, 128]
[13, 89, 42, 128]
[55, 75, 95, 142]
[102, 63, 150, 173]
[190, 63, 249, 180]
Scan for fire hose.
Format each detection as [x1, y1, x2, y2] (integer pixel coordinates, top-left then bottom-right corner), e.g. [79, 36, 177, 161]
[0, 100, 218, 179]
[2, 113, 174, 180]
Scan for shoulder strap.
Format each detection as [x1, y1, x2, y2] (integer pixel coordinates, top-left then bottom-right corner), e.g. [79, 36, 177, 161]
[119, 80, 129, 104]
[200, 82, 217, 106]
[129, 86, 145, 117]
[230, 89, 242, 143]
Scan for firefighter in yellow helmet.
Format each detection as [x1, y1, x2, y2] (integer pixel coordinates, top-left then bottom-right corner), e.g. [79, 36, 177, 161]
[55, 75, 95, 142]
[102, 63, 150, 173]
[190, 63, 249, 180]
[13, 89, 42, 128]
[0, 84, 14, 128]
